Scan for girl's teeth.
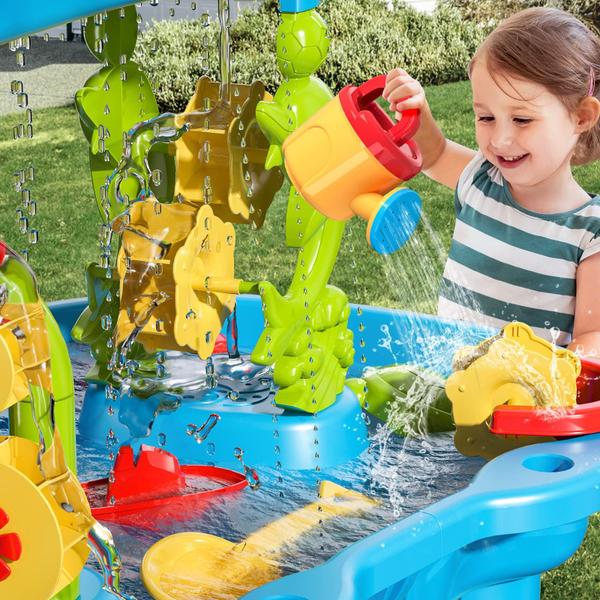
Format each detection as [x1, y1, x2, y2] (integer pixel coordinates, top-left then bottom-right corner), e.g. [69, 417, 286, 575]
[503, 155, 524, 161]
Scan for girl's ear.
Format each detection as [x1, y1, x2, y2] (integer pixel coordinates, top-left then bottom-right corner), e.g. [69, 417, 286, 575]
[575, 96, 600, 133]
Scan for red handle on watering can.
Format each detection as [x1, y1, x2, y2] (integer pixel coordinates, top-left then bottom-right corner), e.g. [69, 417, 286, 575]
[339, 75, 423, 181]
[352, 74, 421, 146]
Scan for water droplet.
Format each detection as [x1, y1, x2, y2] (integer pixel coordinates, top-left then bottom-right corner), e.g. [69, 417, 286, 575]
[101, 314, 113, 331]
[151, 169, 162, 186]
[158, 433, 167, 446]
[244, 466, 260, 490]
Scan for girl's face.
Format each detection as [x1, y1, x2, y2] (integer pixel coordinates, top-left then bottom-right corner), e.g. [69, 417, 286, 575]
[471, 60, 580, 190]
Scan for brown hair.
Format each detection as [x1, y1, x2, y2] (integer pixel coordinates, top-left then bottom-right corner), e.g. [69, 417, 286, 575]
[470, 7, 600, 165]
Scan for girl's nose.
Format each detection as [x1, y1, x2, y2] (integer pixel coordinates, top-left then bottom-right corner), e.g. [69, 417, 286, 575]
[490, 124, 514, 150]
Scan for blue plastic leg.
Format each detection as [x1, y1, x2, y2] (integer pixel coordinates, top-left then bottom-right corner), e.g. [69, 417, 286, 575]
[462, 575, 540, 600]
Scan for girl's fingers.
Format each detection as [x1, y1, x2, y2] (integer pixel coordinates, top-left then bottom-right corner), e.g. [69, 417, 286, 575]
[383, 70, 412, 99]
[386, 81, 422, 103]
[385, 67, 408, 82]
[393, 94, 425, 113]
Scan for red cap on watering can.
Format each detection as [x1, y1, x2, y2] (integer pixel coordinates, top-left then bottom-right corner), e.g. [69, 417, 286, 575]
[338, 75, 422, 181]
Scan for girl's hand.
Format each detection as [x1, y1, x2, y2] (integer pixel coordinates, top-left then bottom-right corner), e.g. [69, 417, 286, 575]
[382, 68, 427, 120]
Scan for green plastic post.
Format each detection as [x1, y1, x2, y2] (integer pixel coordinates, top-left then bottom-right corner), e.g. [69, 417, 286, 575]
[0, 252, 79, 598]
[253, 9, 354, 413]
[76, 6, 174, 221]
[74, 6, 169, 381]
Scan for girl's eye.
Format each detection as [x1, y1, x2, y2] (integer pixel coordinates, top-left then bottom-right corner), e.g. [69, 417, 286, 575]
[477, 116, 494, 122]
[513, 117, 532, 124]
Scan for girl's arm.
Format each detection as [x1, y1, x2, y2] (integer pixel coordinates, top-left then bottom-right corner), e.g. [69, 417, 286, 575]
[569, 253, 600, 357]
[383, 69, 476, 190]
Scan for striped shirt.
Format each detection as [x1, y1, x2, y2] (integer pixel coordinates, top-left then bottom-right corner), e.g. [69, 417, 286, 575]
[438, 152, 600, 346]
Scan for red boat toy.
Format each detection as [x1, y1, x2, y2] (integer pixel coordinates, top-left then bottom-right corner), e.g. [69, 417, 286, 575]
[83, 445, 247, 525]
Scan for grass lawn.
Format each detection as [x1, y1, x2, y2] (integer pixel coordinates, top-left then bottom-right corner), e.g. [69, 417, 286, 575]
[1, 80, 600, 597]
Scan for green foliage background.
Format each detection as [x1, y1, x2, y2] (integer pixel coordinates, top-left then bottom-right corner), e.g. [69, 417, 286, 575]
[441, 0, 599, 31]
[136, 0, 486, 112]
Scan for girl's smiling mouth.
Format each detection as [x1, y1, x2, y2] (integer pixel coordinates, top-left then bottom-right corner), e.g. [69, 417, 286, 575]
[497, 153, 530, 168]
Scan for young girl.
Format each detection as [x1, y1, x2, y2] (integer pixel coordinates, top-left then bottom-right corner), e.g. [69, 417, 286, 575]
[383, 7, 600, 355]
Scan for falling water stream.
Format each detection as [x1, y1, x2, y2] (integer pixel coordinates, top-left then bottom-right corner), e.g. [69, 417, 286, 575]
[368, 210, 485, 515]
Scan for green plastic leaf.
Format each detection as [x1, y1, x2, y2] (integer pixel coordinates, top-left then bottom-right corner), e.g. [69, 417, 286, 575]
[84, 6, 138, 66]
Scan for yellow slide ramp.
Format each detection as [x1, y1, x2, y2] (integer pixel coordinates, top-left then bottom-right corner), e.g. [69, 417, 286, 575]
[141, 480, 378, 599]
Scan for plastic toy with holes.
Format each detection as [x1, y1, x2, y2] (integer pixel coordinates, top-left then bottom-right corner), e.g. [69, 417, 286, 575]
[170, 0, 283, 225]
[114, 201, 255, 359]
[174, 77, 283, 227]
[0, 434, 95, 600]
[0, 242, 129, 600]
[173, 204, 252, 356]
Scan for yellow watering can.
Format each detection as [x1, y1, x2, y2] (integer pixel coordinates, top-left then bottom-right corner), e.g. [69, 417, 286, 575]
[282, 75, 423, 254]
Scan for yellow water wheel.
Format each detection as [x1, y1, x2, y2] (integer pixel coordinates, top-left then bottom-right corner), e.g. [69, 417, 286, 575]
[0, 457, 63, 599]
[0, 435, 94, 599]
[173, 204, 237, 359]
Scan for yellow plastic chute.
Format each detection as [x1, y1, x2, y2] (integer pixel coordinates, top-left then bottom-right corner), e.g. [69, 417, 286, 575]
[141, 481, 378, 600]
[0, 302, 51, 412]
